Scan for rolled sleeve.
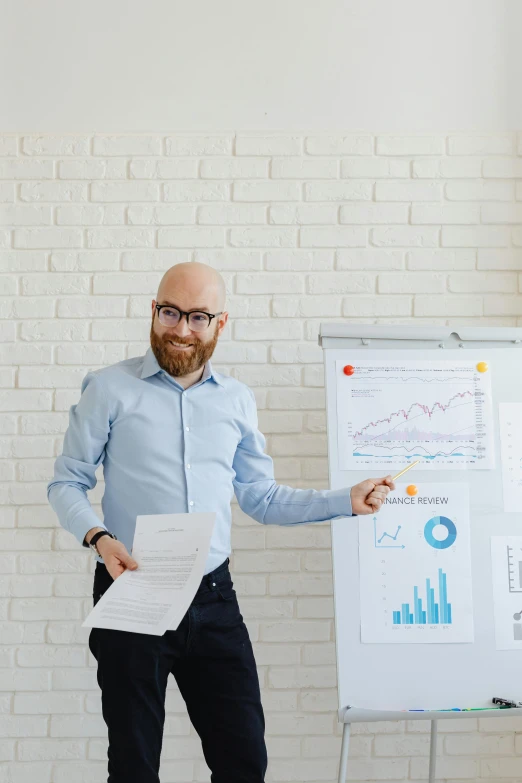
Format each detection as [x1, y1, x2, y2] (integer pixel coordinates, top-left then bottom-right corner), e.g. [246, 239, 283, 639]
[326, 486, 355, 519]
[47, 371, 110, 546]
[232, 388, 355, 525]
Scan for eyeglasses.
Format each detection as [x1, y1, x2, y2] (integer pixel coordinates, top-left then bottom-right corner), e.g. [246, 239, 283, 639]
[155, 304, 223, 332]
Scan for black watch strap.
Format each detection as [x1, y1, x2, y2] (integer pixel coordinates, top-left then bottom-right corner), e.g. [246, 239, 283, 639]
[86, 530, 117, 553]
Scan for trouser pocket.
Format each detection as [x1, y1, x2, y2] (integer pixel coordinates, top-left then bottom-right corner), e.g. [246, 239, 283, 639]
[207, 572, 235, 602]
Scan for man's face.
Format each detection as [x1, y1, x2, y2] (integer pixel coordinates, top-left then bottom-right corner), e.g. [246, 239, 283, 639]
[150, 287, 226, 377]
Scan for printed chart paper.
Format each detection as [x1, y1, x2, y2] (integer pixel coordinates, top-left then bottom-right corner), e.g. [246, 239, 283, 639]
[336, 360, 494, 471]
[499, 403, 522, 512]
[491, 537, 522, 650]
[359, 483, 474, 644]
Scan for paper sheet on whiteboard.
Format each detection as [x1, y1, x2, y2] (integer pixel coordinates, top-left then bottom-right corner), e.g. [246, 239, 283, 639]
[491, 536, 522, 650]
[336, 360, 494, 471]
[358, 483, 474, 644]
[499, 403, 522, 512]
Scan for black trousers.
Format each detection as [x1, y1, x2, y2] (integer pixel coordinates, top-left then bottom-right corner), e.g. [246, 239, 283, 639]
[88, 559, 267, 783]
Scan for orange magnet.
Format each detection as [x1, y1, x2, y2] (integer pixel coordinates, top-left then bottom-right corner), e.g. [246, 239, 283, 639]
[343, 365, 355, 376]
[406, 484, 418, 496]
[476, 362, 489, 373]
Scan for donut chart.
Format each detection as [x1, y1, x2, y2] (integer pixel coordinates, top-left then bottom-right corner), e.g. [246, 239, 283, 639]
[424, 516, 457, 550]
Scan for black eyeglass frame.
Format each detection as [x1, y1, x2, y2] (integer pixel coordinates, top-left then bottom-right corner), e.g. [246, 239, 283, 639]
[154, 303, 224, 329]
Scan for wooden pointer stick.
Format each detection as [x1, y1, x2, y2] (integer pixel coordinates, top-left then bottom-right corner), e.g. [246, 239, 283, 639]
[390, 460, 421, 482]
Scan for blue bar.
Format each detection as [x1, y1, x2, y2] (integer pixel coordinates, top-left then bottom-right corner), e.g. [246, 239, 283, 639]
[439, 569, 447, 624]
[421, 610, 426, 623]
[429, 585, 436, 624]
[409, 614, 414, 624]
[426, 579, 433, 623]
[438, 569, 444, 623]
[434, 603, 439, 624]
[447, 604, 452, 624]
[402, 603, 409, 624]
[393, 611, 401, 624]
[443, 571, 448, 624]
[414, 587, 420, 623]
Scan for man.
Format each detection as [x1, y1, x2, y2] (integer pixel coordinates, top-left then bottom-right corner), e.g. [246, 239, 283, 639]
[47, 261, 395, 783]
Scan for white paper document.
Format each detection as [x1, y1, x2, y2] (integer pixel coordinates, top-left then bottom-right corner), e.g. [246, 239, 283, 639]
[358, 483, 474, 644]
[499, 403, 522, 512]
[491, 536, 522, 650]
[336, 360, 494, 471]
[82, 512, 215, 636]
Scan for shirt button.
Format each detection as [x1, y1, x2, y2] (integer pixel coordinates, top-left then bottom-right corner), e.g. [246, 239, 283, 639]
[186, 464, 191, 469]
[189, 501, 194, 507]
[185, 426, 190, 431]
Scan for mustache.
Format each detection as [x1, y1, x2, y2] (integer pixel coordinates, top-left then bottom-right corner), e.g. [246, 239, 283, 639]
[162, 335, 199, 345]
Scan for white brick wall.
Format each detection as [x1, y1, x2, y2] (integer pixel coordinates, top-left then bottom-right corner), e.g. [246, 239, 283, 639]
[0, 131, 521, 782]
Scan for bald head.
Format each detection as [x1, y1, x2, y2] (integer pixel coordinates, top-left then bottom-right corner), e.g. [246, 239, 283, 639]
[156, 262, 227, 311]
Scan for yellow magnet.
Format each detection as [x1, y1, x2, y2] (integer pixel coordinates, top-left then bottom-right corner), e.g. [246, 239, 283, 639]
[406, 484, 418, 496]
[476, 362, 489, 373]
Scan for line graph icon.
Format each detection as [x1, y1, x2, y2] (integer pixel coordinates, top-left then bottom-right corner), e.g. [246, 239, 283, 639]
[373, 517, 405, 549]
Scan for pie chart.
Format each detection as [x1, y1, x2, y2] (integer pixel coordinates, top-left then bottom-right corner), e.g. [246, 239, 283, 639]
[424, 516, 457, 550]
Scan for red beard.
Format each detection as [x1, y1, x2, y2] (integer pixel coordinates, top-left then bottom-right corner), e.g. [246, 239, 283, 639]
[150, 321, 219, 378]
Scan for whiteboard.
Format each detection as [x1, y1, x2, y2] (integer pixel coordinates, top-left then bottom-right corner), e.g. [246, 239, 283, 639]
[321, 325, 522, 721]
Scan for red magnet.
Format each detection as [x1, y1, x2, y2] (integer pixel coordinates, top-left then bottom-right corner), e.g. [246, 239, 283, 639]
[343, 365, 355, 376]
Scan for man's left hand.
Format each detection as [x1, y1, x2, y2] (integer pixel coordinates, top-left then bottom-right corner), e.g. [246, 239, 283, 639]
[350, 475, 396, 515]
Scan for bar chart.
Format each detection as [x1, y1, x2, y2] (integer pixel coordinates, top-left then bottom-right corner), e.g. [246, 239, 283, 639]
[392, 569, 452, 625]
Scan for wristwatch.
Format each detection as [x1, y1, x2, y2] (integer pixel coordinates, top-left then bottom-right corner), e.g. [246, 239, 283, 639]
[83, 530, 117, 556]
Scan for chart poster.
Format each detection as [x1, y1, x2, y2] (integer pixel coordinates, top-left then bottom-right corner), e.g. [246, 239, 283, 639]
[359, 483, 474, 644]
[499, 404, 522, 513]
[491, 537, 522, 650]
[336, 360, 494, 470]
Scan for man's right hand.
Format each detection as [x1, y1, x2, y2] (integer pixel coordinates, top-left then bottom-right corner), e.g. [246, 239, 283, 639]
[350, 475, 395, 515]
[85, 528, 138, 580]
[96, 536, 139, 580]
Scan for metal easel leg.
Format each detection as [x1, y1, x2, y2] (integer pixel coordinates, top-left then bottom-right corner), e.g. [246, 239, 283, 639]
[429, 720, 438, 783]
[338, 722, 351, 783]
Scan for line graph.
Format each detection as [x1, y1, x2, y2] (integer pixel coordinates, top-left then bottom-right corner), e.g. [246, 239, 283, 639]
[337, 360, 494, 470]
[353, 393, 473, 441]
[374, 517, 405, 548]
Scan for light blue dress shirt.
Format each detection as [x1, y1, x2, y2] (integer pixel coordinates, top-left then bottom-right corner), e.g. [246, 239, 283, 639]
[47, 348, 353, 574]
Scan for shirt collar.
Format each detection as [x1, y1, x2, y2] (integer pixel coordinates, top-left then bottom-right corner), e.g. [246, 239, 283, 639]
[140, 347, 223, 387]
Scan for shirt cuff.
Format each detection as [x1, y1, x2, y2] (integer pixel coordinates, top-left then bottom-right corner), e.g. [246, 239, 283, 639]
[48, 485, 107, 547]
[326, 487, 356, 519]
[73, 515, 107, 548]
